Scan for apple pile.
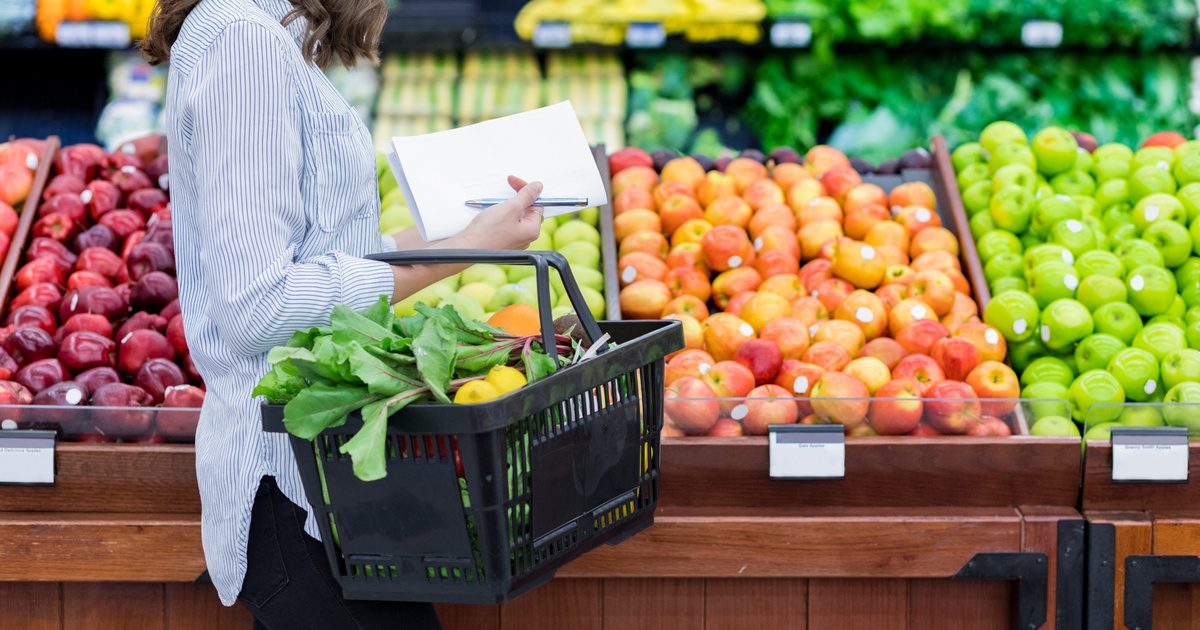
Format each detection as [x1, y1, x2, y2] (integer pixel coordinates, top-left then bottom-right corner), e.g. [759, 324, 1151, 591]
[0, 137, 204, 442]
[957, 122, 1200, 438]
[608, 146, 1018, 438]
[0, 140, 40, 210]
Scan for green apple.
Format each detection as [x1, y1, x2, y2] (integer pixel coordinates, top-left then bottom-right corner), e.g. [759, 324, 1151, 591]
[458, 282, 497, 307]
[1024, 243, 1074, 276]
[1133, 321, 1187, 361]
[551, 305, 575, 319]
[1075, 275, 1127, 312]
[990, 277, 1027, 295]
[1177, 183, 1200, 222]
[1129, 165, 1177, 203]
[1028, 261, 1078, 308]
[1162, 382, 1200, 433]
[1114, 240, 1165, 272]
[1132, 193, 1187, 231]
[1084, 422, 1120, 440]
[1143, 220, 1193, 268]
[488, 282, 538, 311]
[1094, 143, 1134, 163]
[1020, 231, 1044, 250]
[962, 181, 993, 216]
[1036, 182, 1055, 201]
[1188, 304, 1200, 326]
[1023, 382, 1072, 420]
[1126, 265, 1177, 317]
[438, 292, 485, 321]
[957, 163, 991, 191]
[969, 211, 995, 239]
[980, 120, 1028, 155]
[1106, 347, 1160, 402]
[1021, 356, 1076, 388]
[1076, 195, 1100, 219]
[977, 230, 1023, 263]
[1049, 218, 1096, 257]
[1133, 146, 1176, 172]
[1093, 158, 1131, 184]
[1075, 250, 1124, 279]
[579, 207, 600, 226]
[1188, 216, 1200, 258]
[1040, 298, 1093, 351]
[1168, 295, 1187, 319]
[1095, 178, 1130, 213]
[577, 286, 606, 319]
[559, 241, 601, 269]
[1009, 335, 1049, 373]
[1031, 195, 1081, 236]
[1172, 152, 1200, 186]
[1068, 369, 1125, 425]
[1032, 126, 1079, 175]
[984, 289, 1040, 343]
[992, 163, 1038, 192]
[392, 285, 442, 316]
[1119, 405, 1165, 427]
[1178, 258, 1200, 286]
[988, 185, 1034, 233]
[1162, 348, 1200, 390]
[952, 142, 987, 172]
[1030, 415, 1081, 437]
[506, 265, 535, 283]
[1092, 302, 1143, 345]
[1107, 225, 1140, 254]
[1175, 140, 1200, 160]
[553, 220, 601, 249]
[462, 264, 508, 287]
[1188, 319, 1200, 350]
[516, 276, 554, 302]
[1182, 277, 1200, 310]
[569, 266, 604, 292]
[379, 203, 414, 234]
[528, 227, 554, 252]
[1076, 333, 1126, 373]
[982, 250, 1021, 281]
[1100, 205, 1132, 237]
[1076, 147, 1095, 172]
[1050, 170, 1095, 196]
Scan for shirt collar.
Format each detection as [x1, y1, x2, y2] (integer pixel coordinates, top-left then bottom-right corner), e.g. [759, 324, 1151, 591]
[251, 0, 306, 45]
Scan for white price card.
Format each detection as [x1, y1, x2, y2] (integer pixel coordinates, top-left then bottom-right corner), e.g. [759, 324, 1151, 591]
[770, 21, 812, 48]
[56, 21, 131, 48]
[533, 21, 572, 48]
[0, 430, 55, 486]
[1021, 20, 1063, 48]
[626, 22, 666, 48]
[1111, 427, 1189, 483]
[769, 425, 844, 480]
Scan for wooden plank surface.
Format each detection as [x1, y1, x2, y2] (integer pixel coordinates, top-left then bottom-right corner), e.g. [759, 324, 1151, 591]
[1082, 442, 1200, 512]
[660, 437, 1080, 511]
[164, 583, 253, 630]
[1152, 583, 1198, 630]
[1021, 505, 1080, 629]
[562, 509, 1022, 578]
[0, 582, 61, 630]
[602, 579, 704, 630]
[907, 579, 1011, 630]
[1151, 517, 1200, 555]
[1087, 511, 1153, 628]
[807, 579, 907, 630]
[62, 583, 164, 630]
[501, 578, 601, 630]
[704, 578, 807, 630]
[0, 445, 199, 514]
[436, 603, 499, 630]
[0, 513, 203, 581]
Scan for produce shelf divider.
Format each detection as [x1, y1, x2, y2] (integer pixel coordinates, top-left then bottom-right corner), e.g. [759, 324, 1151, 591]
[0, 136, 59, 321]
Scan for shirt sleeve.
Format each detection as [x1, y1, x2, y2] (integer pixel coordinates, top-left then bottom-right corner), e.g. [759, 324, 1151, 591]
[186, 21, 395, 358]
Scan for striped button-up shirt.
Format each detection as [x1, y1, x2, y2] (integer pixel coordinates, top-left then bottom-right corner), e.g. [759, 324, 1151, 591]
[165, 0, 396, 605]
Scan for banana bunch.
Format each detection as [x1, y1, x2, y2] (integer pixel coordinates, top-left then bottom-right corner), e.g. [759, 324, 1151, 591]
[683, 0, 765, 43]
[36, 0, 155, 42]
[515, 0, 763, 45]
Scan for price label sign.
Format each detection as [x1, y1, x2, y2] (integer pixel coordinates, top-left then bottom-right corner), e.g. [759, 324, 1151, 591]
[770, 21, 812, 48]
[0, 430, 55, 486]
[533, 21, 572, 48]
[626, 22, 666, 48]
[1111, 427, 1189, 483]
[1021, 20, 1063, 48]
[769, 425, 844, 480]
[56, 21, 131, 48]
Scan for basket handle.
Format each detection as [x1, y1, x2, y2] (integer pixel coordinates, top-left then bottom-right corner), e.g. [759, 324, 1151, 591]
[366, 249, 605, 369]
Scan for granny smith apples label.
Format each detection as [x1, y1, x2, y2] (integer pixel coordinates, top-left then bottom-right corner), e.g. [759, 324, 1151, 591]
[1111, 427, 1189, 483]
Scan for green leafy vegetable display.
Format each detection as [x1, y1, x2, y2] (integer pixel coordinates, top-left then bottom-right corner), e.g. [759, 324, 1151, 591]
[255, 296, 583, 481]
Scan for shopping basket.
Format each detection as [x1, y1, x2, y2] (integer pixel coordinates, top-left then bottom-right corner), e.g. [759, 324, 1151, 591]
[262, 250, 682, 604]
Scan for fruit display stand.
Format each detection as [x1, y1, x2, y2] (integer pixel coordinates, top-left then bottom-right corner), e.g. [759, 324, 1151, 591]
[1082, 419, 1200, 629]
[429, 139, 1086, 629]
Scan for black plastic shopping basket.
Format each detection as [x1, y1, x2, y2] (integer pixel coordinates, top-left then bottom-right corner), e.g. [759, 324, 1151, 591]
[262, 250, 683, 604]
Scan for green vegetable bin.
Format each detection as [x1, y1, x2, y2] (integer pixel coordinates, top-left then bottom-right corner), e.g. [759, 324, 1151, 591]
[262, 250, 683, 604]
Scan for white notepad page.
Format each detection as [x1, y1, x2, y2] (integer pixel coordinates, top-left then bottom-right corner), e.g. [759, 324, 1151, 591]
[388, 101, 608, 242]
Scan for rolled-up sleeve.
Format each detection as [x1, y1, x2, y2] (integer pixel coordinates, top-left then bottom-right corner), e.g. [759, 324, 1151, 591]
[186, 21, 394, 357]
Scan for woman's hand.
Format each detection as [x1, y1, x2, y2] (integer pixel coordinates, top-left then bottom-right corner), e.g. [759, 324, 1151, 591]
[458, 176, 544, 251]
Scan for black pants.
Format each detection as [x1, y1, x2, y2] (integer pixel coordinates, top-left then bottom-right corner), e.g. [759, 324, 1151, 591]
[239, 476, 441, 630]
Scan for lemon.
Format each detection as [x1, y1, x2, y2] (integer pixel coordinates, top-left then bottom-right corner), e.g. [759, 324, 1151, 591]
[454, 380, 501, 404]
[485, 365, 527, 395]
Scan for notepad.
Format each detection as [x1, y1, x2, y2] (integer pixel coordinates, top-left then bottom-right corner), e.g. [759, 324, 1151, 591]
[387, 101, 609, 242]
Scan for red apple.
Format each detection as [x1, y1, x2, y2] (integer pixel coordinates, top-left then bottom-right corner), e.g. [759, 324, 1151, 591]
[869, 378, 924, 435]
[809, 371, 869, 427]
[857, 337, 905, 370]
[930, 336, 981, 382]
[664, 377, 720, 435]
[892, 354, 945, 394]
[894, 319, 949, 356]
[733, 339, 784, 386]
[705, 418, 744, 437]
[740, 384, 800, 435]
[923, 380, 982, 435]
[702, 360, 756, 413]
[665, 349, 716, 386]
[965, 361, 1020, 418]
[774, 359, 824, 417]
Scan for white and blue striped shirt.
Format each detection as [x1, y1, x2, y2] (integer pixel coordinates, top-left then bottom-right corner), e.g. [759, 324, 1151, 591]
[165, 0, 396, 605]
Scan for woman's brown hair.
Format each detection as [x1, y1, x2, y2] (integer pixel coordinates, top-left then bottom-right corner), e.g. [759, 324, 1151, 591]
[141, 0, 388, 69]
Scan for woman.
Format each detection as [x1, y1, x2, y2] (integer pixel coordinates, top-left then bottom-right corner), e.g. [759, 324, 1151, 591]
[143, 1, 543, 627]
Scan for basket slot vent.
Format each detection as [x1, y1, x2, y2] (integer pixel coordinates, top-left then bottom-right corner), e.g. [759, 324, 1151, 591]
[593, 497, 637, 533]
[347, 561, 400, 582]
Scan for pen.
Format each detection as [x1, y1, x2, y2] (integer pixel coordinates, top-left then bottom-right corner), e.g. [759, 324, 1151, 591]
[465, 197, 589, 208]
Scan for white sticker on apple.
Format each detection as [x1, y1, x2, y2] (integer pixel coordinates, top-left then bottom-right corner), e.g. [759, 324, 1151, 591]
[1144, 380, 1157, 395]
[621, 266, 637, 283]
[911, 304, 927, 320]
[120, 165, 137, 175]
[1064, 275, 1078, 290]
[754, 237, 764, 251]
[891, 205, 902, 216]
[80, 189, 93, 204]
[793, 376, 809, 394]
[1062, 251, 1074, 265]
[121, 332, 133, 344]
[861, 245, 877, 261]
[1014, 318, 1027, 335]
[729, 256, 743, 268]
[26, 154, 38, 170]
[985, 329, 1000, 346]
[699, 363, 711, 375]
[1041, 325, 1051, 342]
[811, 290, 819, 298]
[159, 174, 170, 190]
[1130, 275, 1145, 291]
[739, 323, 754, 337]
[730, 404, 749, 421]
[1056, 194, 1071, 201]
[65, 388, 83, 405]
[809, 324, 819, 337]
[1066, 219, 1083, 233]
[0, 419, 15, 430]
[1145, 205, 1160, 222]
[855, 307, 873, 323]
[70, 293, 79, 312]
[1158, 161, 1171, 171]
[916, 208, 932, 223]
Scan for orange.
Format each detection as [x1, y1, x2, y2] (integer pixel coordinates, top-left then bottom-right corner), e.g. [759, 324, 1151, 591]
[488, 304, 541, 337]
